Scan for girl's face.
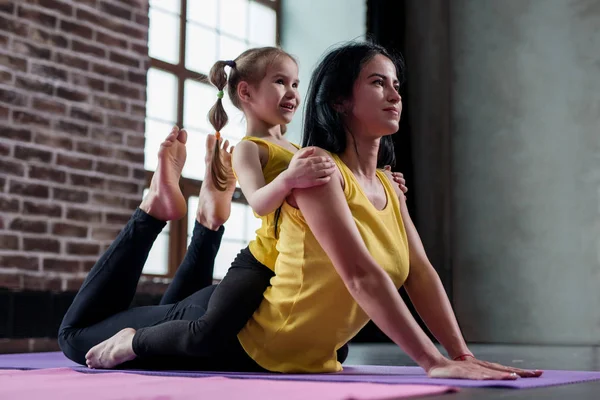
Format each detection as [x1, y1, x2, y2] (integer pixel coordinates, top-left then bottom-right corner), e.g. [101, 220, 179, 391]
[247, 56, 300, 127]
[344, 54, 402, 138]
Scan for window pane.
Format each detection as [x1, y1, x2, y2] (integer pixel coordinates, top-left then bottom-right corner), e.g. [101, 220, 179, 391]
[218, 35, 248, 61]
[150, 0, 181, 14]
[188, 196, 199, 236]
[149, 8, 180, 64]
[214, 240, 245, 279]
[186, 23, 217, 74]
[249, 2, 276, 46]
[144, 118, 174, 171]
[142, 188, 171, 275]
[146, 69, 178, 122]
[222, 202, 248, 241]
[188, 0, 217, 28]
[184, 79, 214, 132]
[181, 128, 207, 181]
[219, 0, 248, 40]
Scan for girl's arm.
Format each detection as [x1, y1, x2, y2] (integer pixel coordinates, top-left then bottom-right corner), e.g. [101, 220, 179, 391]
[233, 141, 335, 216]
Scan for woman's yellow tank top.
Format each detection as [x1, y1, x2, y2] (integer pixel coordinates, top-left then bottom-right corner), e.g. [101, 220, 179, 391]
[238, 136, 299, 271]
[237, 153, 410, 372]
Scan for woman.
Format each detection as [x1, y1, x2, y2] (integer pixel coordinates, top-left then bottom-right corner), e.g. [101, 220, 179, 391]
[72, 42, 541, 380]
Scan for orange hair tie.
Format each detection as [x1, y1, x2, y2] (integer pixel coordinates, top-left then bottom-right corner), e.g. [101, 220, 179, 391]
[215, 131, 221, 140]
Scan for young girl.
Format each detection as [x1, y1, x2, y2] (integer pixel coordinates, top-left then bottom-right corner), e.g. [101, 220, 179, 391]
[59, 47, 407, 368]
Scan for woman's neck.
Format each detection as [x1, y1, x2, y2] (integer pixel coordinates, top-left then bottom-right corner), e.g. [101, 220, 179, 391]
[339, 134, 380, 179]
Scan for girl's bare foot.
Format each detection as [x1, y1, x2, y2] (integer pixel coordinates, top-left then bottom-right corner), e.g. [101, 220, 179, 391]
[85, 328, 137, 369]
[196, 134, 236, 230]
[140, 126, 187, 221]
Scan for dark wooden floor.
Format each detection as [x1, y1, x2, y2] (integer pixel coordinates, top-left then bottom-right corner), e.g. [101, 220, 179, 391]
[345, 343, 600, 399]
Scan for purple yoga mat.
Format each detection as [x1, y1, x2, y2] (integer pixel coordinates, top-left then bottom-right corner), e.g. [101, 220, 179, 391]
[1, 351, 600, 389]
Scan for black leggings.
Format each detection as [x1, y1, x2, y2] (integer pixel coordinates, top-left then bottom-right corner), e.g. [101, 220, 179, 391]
[58, 208, 348, 371]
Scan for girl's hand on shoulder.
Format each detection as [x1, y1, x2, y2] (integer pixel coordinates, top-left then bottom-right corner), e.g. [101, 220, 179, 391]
[383, 165, 407, 198]
[284, 147, 337, 189]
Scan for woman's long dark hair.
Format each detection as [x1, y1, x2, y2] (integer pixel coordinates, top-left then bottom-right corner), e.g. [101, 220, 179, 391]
[302, 41, 405, 168]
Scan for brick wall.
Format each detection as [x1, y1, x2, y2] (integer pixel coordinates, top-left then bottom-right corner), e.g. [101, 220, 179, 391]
[0, 0, 167, 351]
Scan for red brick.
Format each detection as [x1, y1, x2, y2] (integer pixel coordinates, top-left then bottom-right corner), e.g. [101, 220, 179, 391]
[129, 103, 145, 116]
[29, 165, 67, 183]
[23, 237, 60, 253]
[0, 196, 20, 212]
[0, 234, 19, 250]
[76, 8, 116, 29]
[127, 71, 146, 85]
[57, 153, 93, 170]
[75, 141, 113, 158]
[11, 39, 52, 59]
[17, 5, 57, 28]
[81, 260, 96, 272]
[27, 26, 68, 48]
[0, 142, 9, 156]
[0, 159, 25, 176]
[32, 0, 73, 16]
[23, 201, 62, 217]
[10, 218, 47, 233]
[0, 126, 32, 141]
[32, 97, 67, 115]
[66, 207, 102, 223]
[66, 242, 100, 255]
[109, 51, 138, 68]
[0, 14, 28, 36]
[96, 161, 128, 176]
[56, 120, 88, 137]
[99, 1, 132, 20]
[130, 42, 147, 56]
[53, 188, 89, 203]
[71, 73, 105, 92]
[69, 173, 105, 188]
[16, 76, 54, 95]
[93, 95, 127, 112]
[107, 82, 143, 101]
[31, 62, 68, 80]
[91, 227, 121, 241]
[0, 255, 39, 270]
[72, 39, 105, 58]
[52, 222, 88, 237]
[14, 145, 53, 163]
[43, 257, 81, 273]
[108, 115, 143, 131]
[12, 110, 52, 127]
[65, 277, 85, 291]
[0, 105, 9, 119]
[70, 107, 105, 124]
[56, 86, 88, 102]
[0, 2, 15, 14]
[60, 20, 92, 39]
[114, 148, 144, 163]
[54, 52, 89, 71]
[132, 168, 146, 180]
[91, 193, 130, 208]
[9, 182, 49, 199]
[105, 212, 131, 225]
[91, 128, 123, 144]
[0, 54, 27, 71]
[0, 69, 13, 83]
[0, 88, 28, 106]
[107, 179, 139, 194]
[119, 24, 146, 41]
[134, 13, 149, 26]
[92, 63, 126, 79]
[126, 134, 145, 148]
[96, 31, 127, 49]
[34, 131, 72, 150]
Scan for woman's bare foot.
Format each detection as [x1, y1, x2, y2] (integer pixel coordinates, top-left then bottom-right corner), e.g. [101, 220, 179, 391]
[85, 328, 137, 369]
[140, 126, 187, 221]
[196, 134, 236, 230]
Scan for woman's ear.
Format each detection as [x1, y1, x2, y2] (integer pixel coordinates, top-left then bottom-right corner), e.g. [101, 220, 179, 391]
[333, 99, 350, 116]
[237, 81, 251, 104]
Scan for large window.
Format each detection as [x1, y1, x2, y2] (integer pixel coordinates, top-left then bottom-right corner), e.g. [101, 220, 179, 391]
[143, 0, 279, 278]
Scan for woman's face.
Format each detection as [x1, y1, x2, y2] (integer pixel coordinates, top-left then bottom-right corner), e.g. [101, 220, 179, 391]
[344, 54, 402, 138]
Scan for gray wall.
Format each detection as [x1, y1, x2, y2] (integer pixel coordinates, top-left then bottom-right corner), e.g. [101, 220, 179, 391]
[280, 0, 366, 144]
[451, 0, 600, 344]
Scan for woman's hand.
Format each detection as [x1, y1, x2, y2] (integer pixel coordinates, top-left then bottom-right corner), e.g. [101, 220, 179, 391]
[427, 358, 521, 380]
[453, 355, 543, 378]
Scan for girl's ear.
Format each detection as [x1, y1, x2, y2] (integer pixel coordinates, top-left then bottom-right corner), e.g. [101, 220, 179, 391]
[237, 81, 251, 104]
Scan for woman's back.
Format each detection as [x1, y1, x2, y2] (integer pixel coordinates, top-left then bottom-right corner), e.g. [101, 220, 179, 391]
[237, 154, 410, 373]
